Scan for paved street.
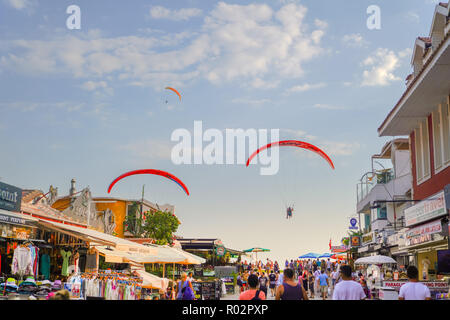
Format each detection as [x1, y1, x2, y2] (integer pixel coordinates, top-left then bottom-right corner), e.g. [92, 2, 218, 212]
[223, 286, 332, 300]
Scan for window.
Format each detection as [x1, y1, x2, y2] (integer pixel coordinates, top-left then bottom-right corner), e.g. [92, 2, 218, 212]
[442, 98, 450, 164]
[433, 108, 443, 170]
[415, 119, 431, 183]
[432, 99, 450, 171]
[377, 204, 387, 219]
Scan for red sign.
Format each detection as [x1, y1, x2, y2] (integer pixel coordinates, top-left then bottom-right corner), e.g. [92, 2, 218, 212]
[384, 281, 448, 290]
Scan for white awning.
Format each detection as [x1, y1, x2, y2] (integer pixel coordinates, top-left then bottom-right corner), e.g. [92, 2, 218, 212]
[132, 268, 170, 291]
[355, 255, 397, 265]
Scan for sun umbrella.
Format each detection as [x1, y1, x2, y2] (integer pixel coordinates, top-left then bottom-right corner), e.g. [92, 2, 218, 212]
[298, 253, 320, 259]
[318, 253, 333, 258]
[243, 247, 270, 262]
[354, 255, 397, 265]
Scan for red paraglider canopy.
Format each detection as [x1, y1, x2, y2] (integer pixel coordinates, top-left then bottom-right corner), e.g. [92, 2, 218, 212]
[107, 169, 189, 195]
[246, 140, 335, 169]
[165, 87, 182, 101]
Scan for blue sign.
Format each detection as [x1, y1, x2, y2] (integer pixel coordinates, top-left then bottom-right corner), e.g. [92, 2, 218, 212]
[0, 182, 22, 212]
[349, 218, 358, 230]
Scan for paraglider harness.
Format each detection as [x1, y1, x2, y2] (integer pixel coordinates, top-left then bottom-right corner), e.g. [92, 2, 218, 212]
[286, 205, 294, 219]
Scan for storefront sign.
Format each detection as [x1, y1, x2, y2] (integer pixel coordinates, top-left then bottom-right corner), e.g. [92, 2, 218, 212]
[351, 236, 361, 247]
[373, 244, 382, 251]
[358, 246, 369, 253]
[0, 223, 33, 239]
[215, 245, 225, 257]
[0, 182, 22, 212]
[349, 218, 358, 230]
[331, 245, 348, 253]
[0, 213, 27, 225]
[383, 281, 448, 291]
[362, 232, 374, 245]
[405, 191, 446, 227]
[406, 233, 433, 246]
[406, 219, 442, 239]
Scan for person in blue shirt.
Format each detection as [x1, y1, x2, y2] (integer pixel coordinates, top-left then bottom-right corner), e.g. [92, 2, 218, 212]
[318, 269, 329, 300]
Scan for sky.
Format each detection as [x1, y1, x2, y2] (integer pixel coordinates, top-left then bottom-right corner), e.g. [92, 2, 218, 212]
[0, 0, 444, 264]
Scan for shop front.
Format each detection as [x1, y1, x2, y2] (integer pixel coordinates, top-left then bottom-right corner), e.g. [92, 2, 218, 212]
[404, 190, 449, 280]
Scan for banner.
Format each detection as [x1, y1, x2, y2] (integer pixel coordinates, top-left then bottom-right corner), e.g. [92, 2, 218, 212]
[404, 191, 446, 227]
[0, 182, 22, 212]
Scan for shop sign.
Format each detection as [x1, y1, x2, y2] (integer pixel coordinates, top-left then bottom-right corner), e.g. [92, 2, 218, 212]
[215, 245, 226, 257]
[406, 219, 442, 239]
[351, 236, 361, 247]
[358, 246, 369, 253]
[362, 232, 374, 245]
[383, 281, 448, 290]
[373, 244, 382, 251]
[0, 224, 32, 239]
[331, 245, 348, 253]
[404, 191, 446, 227]
[405, 233, 433, 246]
[349, 218, 359, 230]
[0, 213, 27, 226]
[0, 182, 22, 212]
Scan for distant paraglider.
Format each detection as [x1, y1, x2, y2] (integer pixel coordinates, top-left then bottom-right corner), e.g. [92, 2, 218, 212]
[165, 87, 182, 102]
[107, 169, 189, 196]
[286, 205, 294, 219]
[246, 140, 335, 170]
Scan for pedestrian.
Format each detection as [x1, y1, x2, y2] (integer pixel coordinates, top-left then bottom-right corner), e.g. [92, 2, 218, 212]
[239, 274, 266, 300]
[301, 268, 308, 294]
[313, 267, 321, 297]
[269, 270, 277, 297]
[318, 269, 329, 300]
[398, 266, 431, 300]
[275, 268, 308, 300]
[237, 273, 244, 293]
[187, 271, 194, 282]
[361, 280, 371, 300]
[326, 258, 332, 273]
[332, 265, 366, 300]
[176, 272, 195, 300]
[276, 270, 284, 287]
[331, 268, 339, 288]
[258, 272, 269, 297]
[308, 270, 315, 299]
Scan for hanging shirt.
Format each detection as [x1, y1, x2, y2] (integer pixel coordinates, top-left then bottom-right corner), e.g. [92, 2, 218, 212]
[60, 249, 72, 276]
[12, 246, 33, 276]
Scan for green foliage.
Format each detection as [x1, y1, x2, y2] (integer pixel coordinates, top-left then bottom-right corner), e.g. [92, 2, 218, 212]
[142, 210, 180, 245]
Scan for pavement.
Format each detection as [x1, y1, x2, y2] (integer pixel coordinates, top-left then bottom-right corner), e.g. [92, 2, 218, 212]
[223, 286, 332, 300]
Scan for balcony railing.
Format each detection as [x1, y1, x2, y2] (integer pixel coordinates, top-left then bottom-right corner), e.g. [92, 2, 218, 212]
[357, 169, 395, 203]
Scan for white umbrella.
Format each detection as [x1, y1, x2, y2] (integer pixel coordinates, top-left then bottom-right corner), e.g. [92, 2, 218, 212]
[354, 255, 397, 265]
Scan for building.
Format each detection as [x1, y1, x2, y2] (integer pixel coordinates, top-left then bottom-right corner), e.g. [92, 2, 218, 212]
[378, 2, 450, 280]
[356, 138, 412, 262]
[51, 179, 175, 238]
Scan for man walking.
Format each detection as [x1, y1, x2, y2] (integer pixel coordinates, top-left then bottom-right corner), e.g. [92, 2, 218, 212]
[258, 272, 269, 298]
[268, 270, 277, 297]
[332, 265, 366, 300]
[318, 269, 329, 300]
[275, 268, 308, 300]
[398, 266, 431, 300]
[239, 274, 266, 300]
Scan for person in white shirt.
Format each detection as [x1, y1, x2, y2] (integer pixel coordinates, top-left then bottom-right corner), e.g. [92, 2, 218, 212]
[331, 270, 339, 288]
[187, 271, 195, 282]
[398, 266, 431, 300]
[332, 265, 366, 300]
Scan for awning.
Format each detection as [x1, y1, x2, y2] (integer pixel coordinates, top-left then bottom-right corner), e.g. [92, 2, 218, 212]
[35, 219, 157, 254]
[132, 268, 170, 291]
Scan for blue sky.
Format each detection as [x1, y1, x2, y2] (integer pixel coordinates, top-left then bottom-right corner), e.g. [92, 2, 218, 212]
[0, 0, 443, 263]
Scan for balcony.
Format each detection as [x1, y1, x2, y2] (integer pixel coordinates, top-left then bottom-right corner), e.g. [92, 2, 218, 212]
[356, 169, 411, 213]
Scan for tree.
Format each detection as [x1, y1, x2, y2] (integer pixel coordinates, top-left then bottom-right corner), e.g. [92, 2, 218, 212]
[142, 210, 180, 245]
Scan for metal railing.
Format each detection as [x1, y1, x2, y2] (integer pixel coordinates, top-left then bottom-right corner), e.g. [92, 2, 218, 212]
[357, 169, 395, 203]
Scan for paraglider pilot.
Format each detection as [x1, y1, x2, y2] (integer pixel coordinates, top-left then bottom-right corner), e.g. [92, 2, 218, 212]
[286, 206, 294, 219]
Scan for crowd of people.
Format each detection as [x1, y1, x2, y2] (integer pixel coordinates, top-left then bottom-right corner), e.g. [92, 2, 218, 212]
[236, 258, 431, 300]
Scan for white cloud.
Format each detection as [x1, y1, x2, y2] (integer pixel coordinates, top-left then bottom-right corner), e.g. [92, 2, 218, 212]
[231, 98, 271, 106]
[119, 139, 172, 163]
[281, 129, 317, 141]
[314, 103, 347, 110]
[0, 2, 326, 89]
[361, 48, 412, 87]
[342, 33, 368, 48]
[149, 6, 202, 21]
[4, 0, 31, 10]
[405, 11, 420, 23]
[287, 82, 326, 93]
[81, 81, 108, 91]
[319, 141, 361, 156]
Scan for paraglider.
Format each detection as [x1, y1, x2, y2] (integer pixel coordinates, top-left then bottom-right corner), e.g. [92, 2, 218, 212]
[107, 169, 189, 196]
[246, 140, 335, 170]
[286, 205, 294, 219]
[165, 87, 182, 102]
